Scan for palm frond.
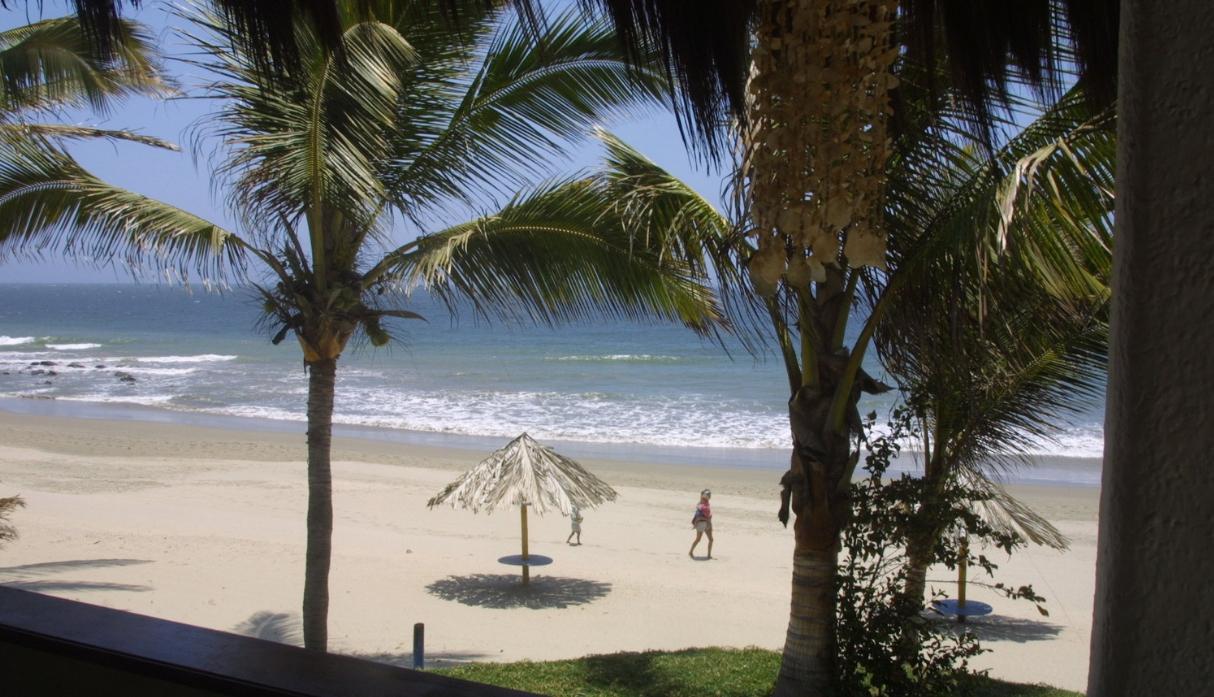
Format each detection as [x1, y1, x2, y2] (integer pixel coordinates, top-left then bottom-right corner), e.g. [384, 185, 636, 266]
[385, 9, 667, 218]
[0, 139, 248, 282]
[510, 0, 1117, 155]
[959, 470, 1069, 550]
[872, 85, 1112, 495]
[591, 128, 768, 352]
[371, 175, 725, 335]
[0, 122, 178, 149]
[186, 5, 418, 235]
[0, 494, 23, 547]
[0, 16, 171, 115]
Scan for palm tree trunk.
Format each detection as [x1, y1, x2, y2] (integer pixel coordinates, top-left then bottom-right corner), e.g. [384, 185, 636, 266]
[900, 461, 948, 616]
[303, 357, 336, 651]
[902, 532, 932, 611]
[774, 537, 839, 696]
[774, 407, 850, 697]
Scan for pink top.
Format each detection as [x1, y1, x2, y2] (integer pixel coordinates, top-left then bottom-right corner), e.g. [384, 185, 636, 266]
[696, 501, 712, 520]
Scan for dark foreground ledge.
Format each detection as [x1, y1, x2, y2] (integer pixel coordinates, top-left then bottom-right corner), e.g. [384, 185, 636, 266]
[0, 586, 536, 696]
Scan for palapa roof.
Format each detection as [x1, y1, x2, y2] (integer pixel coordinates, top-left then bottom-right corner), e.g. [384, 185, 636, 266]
[427, 433, 617, 516]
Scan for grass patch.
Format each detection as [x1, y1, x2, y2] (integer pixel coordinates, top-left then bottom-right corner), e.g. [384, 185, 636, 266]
[433, 647, 1083, 696]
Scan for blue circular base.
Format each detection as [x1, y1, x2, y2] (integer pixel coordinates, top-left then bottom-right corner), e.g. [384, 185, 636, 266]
[497, 554, 553, 567]
[932, 599, 993, 617]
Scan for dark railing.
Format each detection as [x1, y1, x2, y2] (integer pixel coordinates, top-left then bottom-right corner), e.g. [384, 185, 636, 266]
[0, 586, 537, 696]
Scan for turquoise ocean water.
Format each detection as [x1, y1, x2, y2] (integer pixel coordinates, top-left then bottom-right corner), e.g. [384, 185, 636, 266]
[0, 284, 1103, 484]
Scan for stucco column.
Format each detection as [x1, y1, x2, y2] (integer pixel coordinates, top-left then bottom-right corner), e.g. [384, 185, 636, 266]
[1088, 1, 1214, 693]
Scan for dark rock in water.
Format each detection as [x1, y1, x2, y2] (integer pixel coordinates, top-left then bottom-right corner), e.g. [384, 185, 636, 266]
[95, 364, 107, 369]
[42, 380, 52, 385]
[67, 362, 85, 369]
[2, 371, 9, 375]
[37, 360, 55, 366]
[115, 371, 137, 383]
[28, 361, 38, 366]
[30, 369, 45, 376]
[46, 370, 58, 376]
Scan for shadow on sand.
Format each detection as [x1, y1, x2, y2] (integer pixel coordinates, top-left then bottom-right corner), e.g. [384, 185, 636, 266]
[232, 612, 491, 669]
[929, 614, 1063, 643]
[0, 558, 154, 594]
[355, 650, 493, 670]
[425, 573, 611, 609]
[0, 558, 151, 578]
[1, 579, 151, 593]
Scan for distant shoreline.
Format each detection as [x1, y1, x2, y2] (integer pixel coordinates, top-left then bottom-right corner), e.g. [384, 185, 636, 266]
[0, 395, 1102, 487]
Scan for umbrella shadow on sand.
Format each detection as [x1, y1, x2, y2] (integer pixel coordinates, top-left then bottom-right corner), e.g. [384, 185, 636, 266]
[942, 614, 1064, 643]
[425, 573, 611, 610]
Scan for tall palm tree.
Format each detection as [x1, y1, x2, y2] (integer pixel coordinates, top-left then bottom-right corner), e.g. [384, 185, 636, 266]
[0, 1, 725, 650]
[590, 88, 1114, 689]
[554, 5, 1117, 694]
[874, 87, 1115, 613]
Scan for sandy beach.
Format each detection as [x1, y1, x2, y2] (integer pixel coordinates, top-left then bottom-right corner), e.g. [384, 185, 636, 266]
[0, 408, 1098, 692]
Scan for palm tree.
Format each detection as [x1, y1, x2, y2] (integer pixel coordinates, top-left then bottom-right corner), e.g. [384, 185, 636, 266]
[551, 5, 1118, 694]
[0, 1, 726, 650]
[590, 87, 1114, 688]
[874, 87, 1115, 613]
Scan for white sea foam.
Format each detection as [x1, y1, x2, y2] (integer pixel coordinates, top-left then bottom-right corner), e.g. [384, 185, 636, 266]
[60, 393, 177, 407]
[46, 343, 103, 351]
[547, 354, 681, 363]
[206, 405, 303, 423]
[111, 366, 199, 377]
[133, 354, 238, 364]
[0, 336, 35, 346]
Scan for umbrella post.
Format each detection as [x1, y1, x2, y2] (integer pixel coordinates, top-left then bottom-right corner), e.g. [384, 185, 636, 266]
[520, 503, 530, 585]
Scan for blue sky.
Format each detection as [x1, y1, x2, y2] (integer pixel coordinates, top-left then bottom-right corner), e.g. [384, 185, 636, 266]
[0, 1, 722, 283]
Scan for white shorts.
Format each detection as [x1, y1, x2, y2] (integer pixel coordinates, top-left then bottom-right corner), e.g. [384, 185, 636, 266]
[694, 520, 711, 533]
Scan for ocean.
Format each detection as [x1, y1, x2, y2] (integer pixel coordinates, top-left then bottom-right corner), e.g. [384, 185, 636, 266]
[0, 284, 1104, 484]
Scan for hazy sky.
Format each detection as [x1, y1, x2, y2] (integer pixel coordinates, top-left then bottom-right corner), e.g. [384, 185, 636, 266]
[0, 1, 721, 283]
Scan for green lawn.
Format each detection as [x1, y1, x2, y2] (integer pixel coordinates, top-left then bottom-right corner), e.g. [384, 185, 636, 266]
[434, 647, 1082, 696]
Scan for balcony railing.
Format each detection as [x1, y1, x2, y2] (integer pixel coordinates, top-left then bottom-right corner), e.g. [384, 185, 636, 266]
[0, 586, 537, 696]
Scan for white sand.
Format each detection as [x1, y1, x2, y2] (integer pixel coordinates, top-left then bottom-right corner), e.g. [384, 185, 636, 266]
[0, 410, 1097, 691]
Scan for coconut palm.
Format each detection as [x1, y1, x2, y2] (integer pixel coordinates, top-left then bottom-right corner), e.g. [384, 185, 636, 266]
[0, 1, 727, 650]
[874, 87, 1115, 613]
[557, 5, 1118, 694]
[588, 83, 1114, 688]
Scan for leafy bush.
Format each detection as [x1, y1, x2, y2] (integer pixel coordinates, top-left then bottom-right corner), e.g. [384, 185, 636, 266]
[835, 407, 1045, 696]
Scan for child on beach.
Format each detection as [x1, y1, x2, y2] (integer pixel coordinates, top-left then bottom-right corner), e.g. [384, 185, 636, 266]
[566, 505, 583, 545]
[688, 489, 713, 559]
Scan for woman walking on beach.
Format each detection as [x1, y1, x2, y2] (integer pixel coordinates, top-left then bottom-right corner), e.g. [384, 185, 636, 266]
[689, 489, 713, 559]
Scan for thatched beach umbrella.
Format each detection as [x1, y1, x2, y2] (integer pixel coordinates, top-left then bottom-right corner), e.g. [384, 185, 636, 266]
[427, 433, 617, 584]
